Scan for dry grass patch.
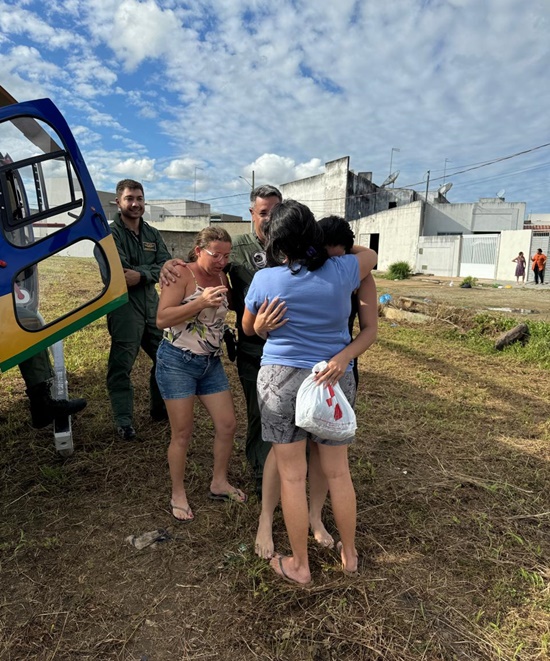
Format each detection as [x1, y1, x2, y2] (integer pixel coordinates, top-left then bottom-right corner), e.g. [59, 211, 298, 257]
[1, 259, 550, 660]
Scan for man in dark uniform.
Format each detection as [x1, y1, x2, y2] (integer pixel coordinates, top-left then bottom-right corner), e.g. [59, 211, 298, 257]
[107, 179, 171, 440]
[226, 185, 282, 494]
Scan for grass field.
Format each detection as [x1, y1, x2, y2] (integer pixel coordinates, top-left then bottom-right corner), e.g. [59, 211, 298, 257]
[1, 261, 550, 660]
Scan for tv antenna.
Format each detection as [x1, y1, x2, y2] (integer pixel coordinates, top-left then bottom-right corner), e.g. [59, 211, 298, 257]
[380, 170, 400, 188]
[496, 189, 506, 200]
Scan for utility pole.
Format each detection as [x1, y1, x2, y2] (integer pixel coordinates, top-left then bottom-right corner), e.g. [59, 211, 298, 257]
[425, 170, 430, 202]
[240, 170, 255, 190]
[389, 147, 400, 186]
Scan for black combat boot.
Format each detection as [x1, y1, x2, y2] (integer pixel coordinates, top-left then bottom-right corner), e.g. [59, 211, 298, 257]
[25, 382, 87, 429]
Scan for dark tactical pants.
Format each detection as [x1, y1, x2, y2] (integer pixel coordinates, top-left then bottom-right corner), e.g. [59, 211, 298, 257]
[16, 307, 54, 388]
[237, 349, 271, 481]
[107, 305, 164, 427]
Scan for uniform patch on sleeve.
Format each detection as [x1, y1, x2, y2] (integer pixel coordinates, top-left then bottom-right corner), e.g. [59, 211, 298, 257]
[143, 242, 157, 251]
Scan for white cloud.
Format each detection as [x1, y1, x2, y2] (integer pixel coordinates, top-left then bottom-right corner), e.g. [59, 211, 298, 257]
[112, 157, 157, 181]
[1, 0, 549, 215]
[163, 158, 202, 180]
[244, 155, 324, 186]
[0, 1, 85, 49]
[110, 0, 184, 71]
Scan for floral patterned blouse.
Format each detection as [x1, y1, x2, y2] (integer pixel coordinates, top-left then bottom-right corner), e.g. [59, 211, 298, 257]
[163, 270, 228, 356]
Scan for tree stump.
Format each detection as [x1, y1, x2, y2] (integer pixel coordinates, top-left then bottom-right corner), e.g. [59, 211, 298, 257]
[494, 323, 530, 351]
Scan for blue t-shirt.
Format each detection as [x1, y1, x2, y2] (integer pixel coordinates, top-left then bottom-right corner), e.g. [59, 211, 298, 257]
[244, 255, 360, 369]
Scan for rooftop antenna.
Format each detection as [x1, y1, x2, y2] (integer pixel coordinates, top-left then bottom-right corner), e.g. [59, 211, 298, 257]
[496, 188, 506, 200]
[380, 170, 400, 188]
[437, 182, 453, 196]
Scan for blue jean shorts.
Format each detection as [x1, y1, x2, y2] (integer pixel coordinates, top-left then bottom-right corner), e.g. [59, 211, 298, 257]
[156, 340, 230, 400]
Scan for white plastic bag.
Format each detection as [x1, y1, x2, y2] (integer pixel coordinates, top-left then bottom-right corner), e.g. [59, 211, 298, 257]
[295, 361, 357, 441]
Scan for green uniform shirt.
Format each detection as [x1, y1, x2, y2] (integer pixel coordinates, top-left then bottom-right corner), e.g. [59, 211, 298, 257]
[226, 232, 267, 358]
[109, 212, 172, 320]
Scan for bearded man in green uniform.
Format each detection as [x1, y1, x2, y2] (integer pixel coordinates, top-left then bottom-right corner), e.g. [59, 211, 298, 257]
[107, 179, 171, 440]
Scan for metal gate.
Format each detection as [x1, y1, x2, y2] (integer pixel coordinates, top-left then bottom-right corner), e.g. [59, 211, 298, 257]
[459, 234, 499, 279]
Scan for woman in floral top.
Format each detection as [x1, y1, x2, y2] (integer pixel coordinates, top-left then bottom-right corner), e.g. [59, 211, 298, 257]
[156, 227, 247, 523]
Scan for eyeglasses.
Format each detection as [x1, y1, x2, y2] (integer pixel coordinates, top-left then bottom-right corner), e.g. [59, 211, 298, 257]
[203, 248, 230, 262]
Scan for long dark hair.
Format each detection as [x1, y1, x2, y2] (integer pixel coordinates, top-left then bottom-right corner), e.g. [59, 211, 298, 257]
[264, 200, 328, 273]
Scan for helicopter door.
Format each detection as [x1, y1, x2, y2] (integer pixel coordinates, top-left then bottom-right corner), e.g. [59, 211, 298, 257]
[0, 98, 127, 373]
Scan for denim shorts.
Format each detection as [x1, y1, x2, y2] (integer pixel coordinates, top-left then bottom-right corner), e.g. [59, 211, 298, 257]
[156, 340, 230, 400]
[257, 364, 356, 446]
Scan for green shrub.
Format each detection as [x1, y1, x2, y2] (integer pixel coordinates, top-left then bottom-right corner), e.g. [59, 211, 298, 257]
[461, 275, 478, 287]
[386, 261, 413, 280]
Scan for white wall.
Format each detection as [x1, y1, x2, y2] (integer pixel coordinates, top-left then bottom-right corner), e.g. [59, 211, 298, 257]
[352, 202, 423, 271]
[280, 156, 348, 218]
[528, 213, 550, 225]
[416, 235, 461, 276]
[148, 216, 210, 232]
[423, 199, 526, 235]
[495, 230, 532, 282]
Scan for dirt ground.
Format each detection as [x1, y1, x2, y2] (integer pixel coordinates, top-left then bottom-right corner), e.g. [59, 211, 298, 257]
[374, 273, 550, 322]
[1, 268, 550, 660]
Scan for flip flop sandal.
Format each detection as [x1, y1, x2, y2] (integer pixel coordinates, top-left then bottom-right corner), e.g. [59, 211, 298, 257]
[272, 554, 313, 588]
[170, 500, 194, 523]
[208, 489, 248, 503]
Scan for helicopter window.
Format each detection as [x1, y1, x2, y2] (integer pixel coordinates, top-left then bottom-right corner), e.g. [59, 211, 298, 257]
[0, 117, 84, 246]
[14, 239, 108, 329]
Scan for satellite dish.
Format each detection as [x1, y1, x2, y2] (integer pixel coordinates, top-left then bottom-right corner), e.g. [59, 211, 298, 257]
[380, 170, 400, 188]
[437, 182, 453, 196]
[497, 189, 506, 199]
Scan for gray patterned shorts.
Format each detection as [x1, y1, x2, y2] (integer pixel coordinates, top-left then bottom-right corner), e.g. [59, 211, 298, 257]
[257, 364, 356, 445]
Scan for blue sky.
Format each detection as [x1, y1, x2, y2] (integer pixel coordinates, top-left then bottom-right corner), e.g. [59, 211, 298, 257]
[1, 0, 549, 218]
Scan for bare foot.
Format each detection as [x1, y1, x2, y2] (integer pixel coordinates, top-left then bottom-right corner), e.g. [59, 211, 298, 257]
[310, 518, 334, 548]
[170, 498, 194, 522]
[270, 554, 312, 586]
[255, 513, 274, 559]
[336, 541, 358, 576]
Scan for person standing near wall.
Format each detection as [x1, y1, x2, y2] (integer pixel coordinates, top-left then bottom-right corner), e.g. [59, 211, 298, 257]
[531, 248, 547, 285]
[512, 251, 526, 284]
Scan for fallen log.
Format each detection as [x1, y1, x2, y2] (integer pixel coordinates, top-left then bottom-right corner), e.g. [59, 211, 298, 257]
[494, 323, 530, 351]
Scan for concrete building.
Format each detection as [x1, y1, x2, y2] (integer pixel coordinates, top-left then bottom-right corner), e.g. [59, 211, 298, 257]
[48, 186, 247, 259]
[354, 197, 529, 281]
[278, 155, 542, 282]
[279, 156, 418, 221]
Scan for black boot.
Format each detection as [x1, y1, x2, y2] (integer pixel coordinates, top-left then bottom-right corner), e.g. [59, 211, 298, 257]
[26, 382, 87, 429]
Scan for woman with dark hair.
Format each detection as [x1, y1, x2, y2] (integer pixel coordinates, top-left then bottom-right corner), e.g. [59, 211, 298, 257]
[317, 215, 360, 386]
[242, 201, 377, 585]
[156, 227, 247, 524]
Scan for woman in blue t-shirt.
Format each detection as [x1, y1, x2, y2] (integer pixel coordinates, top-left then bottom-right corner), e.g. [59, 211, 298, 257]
[243, 200, 377, 586]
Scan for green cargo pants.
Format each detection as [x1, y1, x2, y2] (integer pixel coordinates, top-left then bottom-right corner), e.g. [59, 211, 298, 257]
[106, 304, 164, 428]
